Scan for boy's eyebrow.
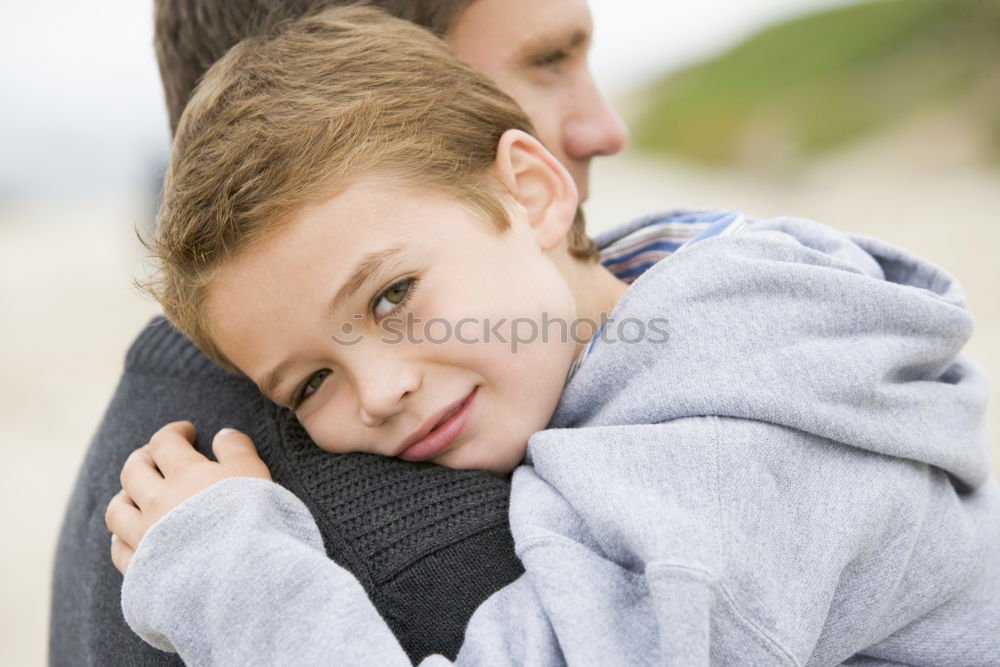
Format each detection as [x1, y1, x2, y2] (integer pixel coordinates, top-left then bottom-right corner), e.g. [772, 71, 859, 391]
[327, 243, 410, 316]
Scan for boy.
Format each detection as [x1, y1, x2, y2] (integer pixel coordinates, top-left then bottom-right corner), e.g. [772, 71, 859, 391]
[107, 7, 1000, 665]
[53, 0, 627, 662]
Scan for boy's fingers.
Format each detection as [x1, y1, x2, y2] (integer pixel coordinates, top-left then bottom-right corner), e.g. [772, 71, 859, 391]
[213, 428, 271, 479]
[152, 420, 197, 443]
[120, 447, 163, 507]
[148, 421, 208, 476]
[105, 489, 146, 549]
[110, 534, 134, 575]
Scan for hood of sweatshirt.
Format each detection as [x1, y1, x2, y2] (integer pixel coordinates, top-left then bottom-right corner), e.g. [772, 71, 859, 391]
[550, 216, 991, 490]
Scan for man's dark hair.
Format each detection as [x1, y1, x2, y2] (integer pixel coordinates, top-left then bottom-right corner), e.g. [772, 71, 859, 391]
[154, 0, 477, 134]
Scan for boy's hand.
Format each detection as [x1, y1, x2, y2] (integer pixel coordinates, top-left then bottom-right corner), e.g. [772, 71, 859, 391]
[105, 421, 271, 575]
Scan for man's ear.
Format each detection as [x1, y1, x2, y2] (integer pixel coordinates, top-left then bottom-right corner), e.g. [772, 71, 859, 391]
[493, 129, 578, 251]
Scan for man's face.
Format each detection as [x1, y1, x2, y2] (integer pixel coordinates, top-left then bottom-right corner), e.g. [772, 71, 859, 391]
[207, 180, 580, 474]
[447, 0, 628, 201]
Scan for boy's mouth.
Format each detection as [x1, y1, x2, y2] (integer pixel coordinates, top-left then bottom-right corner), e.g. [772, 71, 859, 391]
[397, 387, 478, 462]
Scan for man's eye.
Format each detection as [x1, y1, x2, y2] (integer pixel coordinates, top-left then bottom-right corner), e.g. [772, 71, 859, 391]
[534, 49, 569, 69]
[292, 369, 331, 409]
[371, 278, 415, 320]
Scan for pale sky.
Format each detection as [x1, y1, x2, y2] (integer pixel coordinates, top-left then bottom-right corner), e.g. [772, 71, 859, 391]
[0, 0, 861, 198]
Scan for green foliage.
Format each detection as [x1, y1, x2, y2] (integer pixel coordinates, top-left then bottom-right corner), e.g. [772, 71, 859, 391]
[632, 0, 1000, 167]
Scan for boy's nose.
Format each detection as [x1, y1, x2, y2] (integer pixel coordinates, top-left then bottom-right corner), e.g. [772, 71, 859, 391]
[355, 361, 422, 428]
[359, 405, 391, 428]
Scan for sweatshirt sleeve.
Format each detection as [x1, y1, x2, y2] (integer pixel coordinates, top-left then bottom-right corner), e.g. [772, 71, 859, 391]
[122, 478, 421, 665]
[121, 478, 564, 666]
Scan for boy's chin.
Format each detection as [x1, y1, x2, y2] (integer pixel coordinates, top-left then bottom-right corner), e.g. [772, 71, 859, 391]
[434, 446, 525, 476]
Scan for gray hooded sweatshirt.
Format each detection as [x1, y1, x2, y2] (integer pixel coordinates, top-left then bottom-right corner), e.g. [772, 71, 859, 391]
[121, 215, 1000, 666]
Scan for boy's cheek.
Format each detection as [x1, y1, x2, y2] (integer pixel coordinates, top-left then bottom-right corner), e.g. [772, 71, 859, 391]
[299, 404, 354, 455]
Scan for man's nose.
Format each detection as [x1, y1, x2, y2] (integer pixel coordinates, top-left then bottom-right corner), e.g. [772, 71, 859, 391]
[562, 75, 629, 161]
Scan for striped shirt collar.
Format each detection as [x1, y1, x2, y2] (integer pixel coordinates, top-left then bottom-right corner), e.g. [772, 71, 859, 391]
[599, 209, 747, 284]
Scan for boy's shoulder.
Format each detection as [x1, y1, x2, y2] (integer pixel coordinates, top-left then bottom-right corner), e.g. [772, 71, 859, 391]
[558, 213, 987, 485]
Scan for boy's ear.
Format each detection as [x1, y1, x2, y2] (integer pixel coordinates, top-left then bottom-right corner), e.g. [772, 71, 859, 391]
[493, 129, 578, 251]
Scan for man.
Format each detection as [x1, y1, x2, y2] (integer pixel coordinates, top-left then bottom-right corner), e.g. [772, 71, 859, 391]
[49, 0, 626, 664]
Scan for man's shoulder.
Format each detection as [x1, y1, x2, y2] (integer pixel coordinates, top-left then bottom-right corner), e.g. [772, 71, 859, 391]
[51, 317, 295, 665]
[103, 316, 274, 449]
[123, 316, 229, 380]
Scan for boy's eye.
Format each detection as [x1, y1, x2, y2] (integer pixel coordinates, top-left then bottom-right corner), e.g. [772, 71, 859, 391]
[371, 278, 415, 319]
[292, 369, 331, 409]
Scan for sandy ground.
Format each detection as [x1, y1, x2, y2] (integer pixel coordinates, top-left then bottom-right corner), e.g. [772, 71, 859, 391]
[1, 145, 997, 664]
[0, 193, 163, 665]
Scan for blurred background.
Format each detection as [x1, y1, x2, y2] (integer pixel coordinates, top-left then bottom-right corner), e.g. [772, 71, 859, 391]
[1, 0, 997, 663]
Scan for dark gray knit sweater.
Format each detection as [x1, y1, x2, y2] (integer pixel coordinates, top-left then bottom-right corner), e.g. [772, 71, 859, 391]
[49, 317, 522, 666]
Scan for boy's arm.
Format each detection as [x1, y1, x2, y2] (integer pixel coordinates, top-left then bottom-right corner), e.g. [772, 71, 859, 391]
[106, 422, 539, 665]
[112, 442, 566, 666]
[117, 474, 564, 666]
[118, 475, 416, 665]
[109, 423, 594, 665]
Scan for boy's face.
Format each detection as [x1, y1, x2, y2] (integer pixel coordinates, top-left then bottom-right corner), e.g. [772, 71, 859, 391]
[206, 180, 580, 474]
[447, 0, 628, 201]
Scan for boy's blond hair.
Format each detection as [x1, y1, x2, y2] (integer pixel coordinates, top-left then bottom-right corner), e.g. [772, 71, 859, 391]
[148, 6, 597, 371]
